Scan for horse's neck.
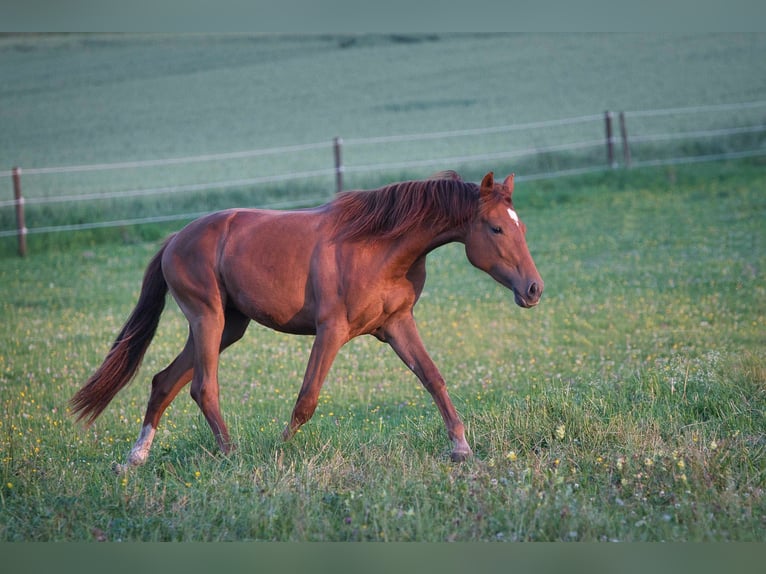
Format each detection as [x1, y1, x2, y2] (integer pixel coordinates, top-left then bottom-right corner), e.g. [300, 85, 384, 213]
[423, 227, 466, 253]
[392, 224, 466, 268]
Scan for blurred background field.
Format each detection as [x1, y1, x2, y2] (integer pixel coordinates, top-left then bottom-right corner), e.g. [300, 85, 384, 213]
[1, 33, 765, 255]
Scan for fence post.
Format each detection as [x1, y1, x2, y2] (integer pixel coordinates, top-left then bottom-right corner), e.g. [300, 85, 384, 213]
[604, 111, 616, 168]
[618, 111, 631, 168]
[333, 137, 344, 194]
[12, 166, 27, 257]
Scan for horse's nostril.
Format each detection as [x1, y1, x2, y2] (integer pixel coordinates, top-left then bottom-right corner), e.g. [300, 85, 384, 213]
[528, 281, 540, 299]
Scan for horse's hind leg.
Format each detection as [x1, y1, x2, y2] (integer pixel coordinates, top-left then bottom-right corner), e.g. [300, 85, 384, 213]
[188, 307, 250, 455]
[121, 310, 249, 469]
[123, 337, 194, 468]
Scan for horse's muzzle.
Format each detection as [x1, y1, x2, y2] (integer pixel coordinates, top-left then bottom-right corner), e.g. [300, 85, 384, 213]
[514, 279, 543, 308]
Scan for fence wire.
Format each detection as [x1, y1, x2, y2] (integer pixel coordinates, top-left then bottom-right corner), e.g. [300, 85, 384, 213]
[2, 100, 766, 241]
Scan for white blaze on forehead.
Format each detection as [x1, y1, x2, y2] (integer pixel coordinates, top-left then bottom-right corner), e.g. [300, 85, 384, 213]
[507, 208, 520, 227]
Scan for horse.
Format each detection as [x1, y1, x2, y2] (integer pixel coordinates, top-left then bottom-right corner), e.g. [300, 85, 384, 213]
[70, 171, 543, 466]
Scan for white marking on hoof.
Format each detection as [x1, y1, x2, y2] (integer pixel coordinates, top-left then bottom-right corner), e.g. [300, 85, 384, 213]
[126, 424, 155, 467]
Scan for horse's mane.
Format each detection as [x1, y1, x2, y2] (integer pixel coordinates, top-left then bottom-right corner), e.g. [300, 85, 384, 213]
[329, 171, 480, 242]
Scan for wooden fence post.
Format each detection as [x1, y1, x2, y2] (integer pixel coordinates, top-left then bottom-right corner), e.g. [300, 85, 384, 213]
[333, 137, 344, 194]
[618, 111, 631, 168]
[604, 111, 616, 168]
[12, 166, 27, 257]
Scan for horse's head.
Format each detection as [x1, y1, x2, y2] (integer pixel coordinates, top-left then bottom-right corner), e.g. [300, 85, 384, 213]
[464, 172, 543, 308]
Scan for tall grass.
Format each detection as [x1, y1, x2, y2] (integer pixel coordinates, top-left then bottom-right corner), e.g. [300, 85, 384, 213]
[1, 161, 764, 540]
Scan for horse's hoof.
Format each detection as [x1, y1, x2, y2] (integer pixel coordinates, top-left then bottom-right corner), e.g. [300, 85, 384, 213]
[112, 461, 133, 475]
[450, 448, 473, 463]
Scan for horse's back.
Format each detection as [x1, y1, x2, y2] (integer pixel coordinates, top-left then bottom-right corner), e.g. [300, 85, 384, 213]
[166, 207, 328, 333]
[165, 207, 323, 262]
[161, 204, 418, 336]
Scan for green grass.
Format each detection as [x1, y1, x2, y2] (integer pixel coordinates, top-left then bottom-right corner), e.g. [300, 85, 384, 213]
[3, 34, 764, 167]
[1, 161, 764, 541]
[2, 34, 766, 258]
[1, 33, 765, 541]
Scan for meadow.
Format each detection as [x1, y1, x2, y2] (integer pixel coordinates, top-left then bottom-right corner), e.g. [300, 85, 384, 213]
[2, 33, 766, 257]
[0, 33, 765, 542]
[1, 160, 764, 541]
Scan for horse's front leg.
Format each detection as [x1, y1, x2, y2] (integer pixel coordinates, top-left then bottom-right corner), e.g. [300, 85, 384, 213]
[383, 314, 473, 462]
[283, 324, 347, 441]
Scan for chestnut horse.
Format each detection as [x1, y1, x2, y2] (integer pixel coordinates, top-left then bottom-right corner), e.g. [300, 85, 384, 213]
[71, 171, 542, 466]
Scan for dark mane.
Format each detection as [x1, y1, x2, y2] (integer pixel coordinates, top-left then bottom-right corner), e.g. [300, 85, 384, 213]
[329, 173, 479, 242]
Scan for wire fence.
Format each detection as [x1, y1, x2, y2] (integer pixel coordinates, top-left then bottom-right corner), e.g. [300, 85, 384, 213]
[2, 100, 766, 254]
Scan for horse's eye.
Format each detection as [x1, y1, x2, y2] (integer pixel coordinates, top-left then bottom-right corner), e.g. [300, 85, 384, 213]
[490, 225, 503, 235]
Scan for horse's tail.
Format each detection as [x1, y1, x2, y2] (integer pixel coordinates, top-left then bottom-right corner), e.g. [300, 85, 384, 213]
[70, 236, 174, 425]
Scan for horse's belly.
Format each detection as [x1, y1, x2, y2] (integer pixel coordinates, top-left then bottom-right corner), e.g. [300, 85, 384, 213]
[218, 210, 322, 334]
[224, 269, 317, 335]
[237, 296, 317, 335]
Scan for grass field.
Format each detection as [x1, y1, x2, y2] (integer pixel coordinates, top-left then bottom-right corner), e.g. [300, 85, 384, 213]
[1, 33, 765, 542]
[2, 34, 766, 258]
[1, 160, 764, 541]
[3, 34, 765, 166]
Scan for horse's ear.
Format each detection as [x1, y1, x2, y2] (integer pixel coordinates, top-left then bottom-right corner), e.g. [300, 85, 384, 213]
[503, 173, 515, 196]
[480, 172, 495, 197]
